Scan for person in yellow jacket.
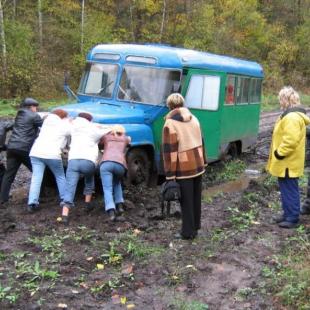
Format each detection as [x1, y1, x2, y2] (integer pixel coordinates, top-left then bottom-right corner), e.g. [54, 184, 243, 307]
[266, 86, 310, 228]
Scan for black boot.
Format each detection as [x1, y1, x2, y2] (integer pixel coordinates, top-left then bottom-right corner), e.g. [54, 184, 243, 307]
[107, 209, 116, 222]
[27, 204, 39, 213]
[116, 203, 125, 215]
[84, 202, 95, 213]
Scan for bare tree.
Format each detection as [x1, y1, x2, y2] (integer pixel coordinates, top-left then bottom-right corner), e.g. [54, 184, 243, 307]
[81, 0, 85, 53]
[129, 1, 135, 42]
[160, 0, 167, 42]
[0, 0, 7, 78]
[38, 0, 43, 49]
[13, 0, 16, 19]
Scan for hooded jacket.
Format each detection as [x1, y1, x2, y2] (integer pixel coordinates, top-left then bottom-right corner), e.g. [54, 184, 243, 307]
[266, 107, 310, 177]
[162, 107, 207, 180]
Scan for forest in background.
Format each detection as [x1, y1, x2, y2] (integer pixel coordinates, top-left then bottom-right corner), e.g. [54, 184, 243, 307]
[0, 0, 309, 99]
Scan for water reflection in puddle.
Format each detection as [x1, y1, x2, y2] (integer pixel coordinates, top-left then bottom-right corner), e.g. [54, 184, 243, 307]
[203, 169, 265, 196]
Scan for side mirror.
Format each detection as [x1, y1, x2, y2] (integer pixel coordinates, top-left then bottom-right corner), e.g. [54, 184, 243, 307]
[64, 71, 70, 86]
[172, 82, 181, 93]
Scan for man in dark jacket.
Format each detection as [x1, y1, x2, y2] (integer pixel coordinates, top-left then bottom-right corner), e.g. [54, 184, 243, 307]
[0, 98, 43, 204]
[0, 121, 14, 188]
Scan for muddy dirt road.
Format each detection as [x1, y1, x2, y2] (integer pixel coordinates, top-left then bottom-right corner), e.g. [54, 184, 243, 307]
[0, 113, 309, 310]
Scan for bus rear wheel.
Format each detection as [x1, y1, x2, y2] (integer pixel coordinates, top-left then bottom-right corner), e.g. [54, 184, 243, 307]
[126, 148, 151, 186]
[227, 142, 240, 159]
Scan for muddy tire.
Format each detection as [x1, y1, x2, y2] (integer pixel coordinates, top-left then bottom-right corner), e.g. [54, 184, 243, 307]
[227, 142, 239, 159]
[126, 148, 151, 186]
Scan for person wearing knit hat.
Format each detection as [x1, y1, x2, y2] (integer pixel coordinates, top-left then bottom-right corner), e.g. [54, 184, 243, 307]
[0, 98, 43, 205]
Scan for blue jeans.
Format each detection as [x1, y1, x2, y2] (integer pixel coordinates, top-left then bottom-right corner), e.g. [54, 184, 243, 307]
[278, 177, 300, 223]
[100, 161, 125, 211]
[63, 159, 95, 207]
[28, 156, 66, 206]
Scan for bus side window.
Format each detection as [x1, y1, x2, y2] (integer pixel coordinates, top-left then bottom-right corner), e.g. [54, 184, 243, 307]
[225, 75, 235, 105]
[185, 74, 220, 111]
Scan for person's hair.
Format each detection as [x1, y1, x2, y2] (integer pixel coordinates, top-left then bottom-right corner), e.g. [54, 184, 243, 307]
[278, 86, 300, 109]
[78, 112, 93, 122]
[52, 109, 68, 119]
[166, 93, 184, 110]
[112, 124, 125, 135]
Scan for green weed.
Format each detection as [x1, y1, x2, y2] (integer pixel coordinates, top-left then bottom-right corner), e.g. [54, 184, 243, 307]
[261, 229, 310, 309]
[14, 259, 59, 294]
[101, 241, 123, 265]
[235, 287, 254, 301]
[228, 207, 258, 231]
[215, 160, 246, 183]
[90, 277, 122, 294]
[27, 231, 66, 263]
[0, 284, 19, 304]
[263, 175, 278, 188]
[170, 297, 209, 310]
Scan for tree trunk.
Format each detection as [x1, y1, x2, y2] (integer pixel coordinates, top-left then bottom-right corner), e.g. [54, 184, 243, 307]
[81, 0, 85, 53]
[13, 0, 16, 20]
[129, 1, 135, 41]
[0, 0, 7, 79]
[38, 0, 43, 49]
[160, 0, 166, 42]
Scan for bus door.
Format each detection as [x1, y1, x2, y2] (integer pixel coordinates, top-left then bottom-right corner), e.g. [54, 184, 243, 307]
[182, 68, 225, 161]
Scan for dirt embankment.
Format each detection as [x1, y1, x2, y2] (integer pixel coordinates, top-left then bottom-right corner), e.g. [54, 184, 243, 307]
[0, 114, 309, 310]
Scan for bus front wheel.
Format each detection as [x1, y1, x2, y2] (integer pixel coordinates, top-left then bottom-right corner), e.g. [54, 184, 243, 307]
[126, 148, 151, 186]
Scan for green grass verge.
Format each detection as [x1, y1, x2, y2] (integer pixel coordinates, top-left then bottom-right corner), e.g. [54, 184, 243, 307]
[261, 226, 310, 309]
[262, 94, 310, 112]
[0, 98, 70, 117]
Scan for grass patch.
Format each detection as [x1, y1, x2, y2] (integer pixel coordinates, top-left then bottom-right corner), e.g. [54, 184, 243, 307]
[205, 159, 246, 185]
[261, 226, 310, 309]
[0, 98, 69, 117]
[261, 93, 310, 112]
[170, 297, 209, 310]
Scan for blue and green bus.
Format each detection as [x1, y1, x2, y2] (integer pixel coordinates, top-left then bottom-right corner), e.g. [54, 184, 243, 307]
[60, 43, 263, 185]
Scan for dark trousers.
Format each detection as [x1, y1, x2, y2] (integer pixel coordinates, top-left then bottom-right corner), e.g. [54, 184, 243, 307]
[0, 149, 32, 203]
[303, 174, 310, 209]
[278, 177, 300, 223]
[0, 162, 5, 188]
[177, 175, 202, 238]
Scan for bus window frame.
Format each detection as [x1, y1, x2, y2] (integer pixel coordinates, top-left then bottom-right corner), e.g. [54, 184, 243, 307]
[235, 76, 249, 106]
[185, 73, 221, 111]
[249, 78, 262, 105]
[77, 61, 121, 99]
[116, 64, 182, 106]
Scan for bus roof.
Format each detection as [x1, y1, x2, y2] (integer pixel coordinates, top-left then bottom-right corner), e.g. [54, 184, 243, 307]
[88, 44, 264, 78]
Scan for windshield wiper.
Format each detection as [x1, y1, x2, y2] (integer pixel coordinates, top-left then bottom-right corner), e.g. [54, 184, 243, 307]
[118, 85, 132, 100]
[97, 81, 114, 96]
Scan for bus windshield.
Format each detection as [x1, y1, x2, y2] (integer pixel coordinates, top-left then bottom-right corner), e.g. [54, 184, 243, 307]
[78, 63, 118, 98]
[117, 66, 181, 105]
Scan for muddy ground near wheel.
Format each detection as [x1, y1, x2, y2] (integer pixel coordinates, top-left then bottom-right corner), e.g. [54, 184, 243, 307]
[0, 124, 309, 309]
